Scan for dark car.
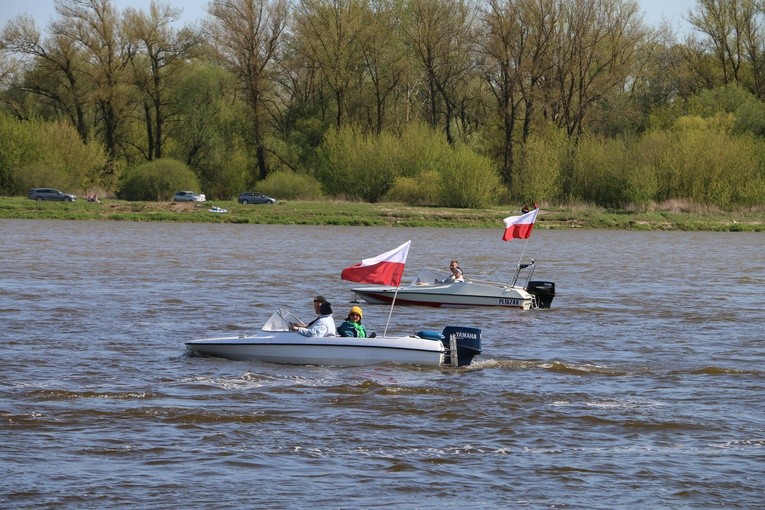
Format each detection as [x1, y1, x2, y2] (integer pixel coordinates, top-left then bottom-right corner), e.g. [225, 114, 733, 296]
[238, 192, 276, 205]
[27, 188, 76, 202]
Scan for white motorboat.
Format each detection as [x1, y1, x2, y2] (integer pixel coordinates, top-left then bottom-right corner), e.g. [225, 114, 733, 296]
[351, 260, 555, 309]
[186, 308, 481, 367]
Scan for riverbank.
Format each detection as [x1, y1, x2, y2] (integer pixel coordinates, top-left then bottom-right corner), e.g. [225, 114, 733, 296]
[1, 197, 762, 231]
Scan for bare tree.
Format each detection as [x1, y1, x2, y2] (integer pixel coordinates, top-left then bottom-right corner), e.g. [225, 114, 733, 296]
[403, 0, 478, 144]
[292, 0, 368, 129]
[688, 0, 743, 84]
[359, 0, 408, 133]
[481, 0, 557, 184]
[206, 0, 288, 181]
[54, 0, 133, 163]
[124, 1, 198, 160]
[549, 0, 647, 138]
[1, 15, 91, 140]
[687, 0, 765, 97]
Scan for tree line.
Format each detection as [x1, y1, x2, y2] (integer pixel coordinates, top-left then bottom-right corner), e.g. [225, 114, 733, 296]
[1, 0, 764, 209]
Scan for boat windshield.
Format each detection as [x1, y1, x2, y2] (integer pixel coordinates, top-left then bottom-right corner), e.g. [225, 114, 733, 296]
[262, 308, 304, 332]
[409, 268, 452, 285]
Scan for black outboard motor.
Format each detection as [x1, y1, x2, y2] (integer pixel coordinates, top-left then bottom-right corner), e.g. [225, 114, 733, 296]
[526, 281, 556, 308]
[441, 326, 481, 366]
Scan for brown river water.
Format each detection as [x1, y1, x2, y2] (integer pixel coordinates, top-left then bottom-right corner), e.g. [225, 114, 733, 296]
[1, 219, 764, 509]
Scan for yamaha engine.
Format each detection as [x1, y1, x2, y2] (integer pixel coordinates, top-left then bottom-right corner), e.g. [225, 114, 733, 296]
[441, 326, 481, 366]
[526, 281, 556, 308]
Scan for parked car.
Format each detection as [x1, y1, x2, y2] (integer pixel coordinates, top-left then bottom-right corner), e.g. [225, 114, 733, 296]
[173, 191, 206, 202]
[238, 192, 276, 205]
[27, 188, 76, 202]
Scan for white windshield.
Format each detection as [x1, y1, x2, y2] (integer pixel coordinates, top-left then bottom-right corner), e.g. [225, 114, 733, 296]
[262, 308, 304, 331]
[410, 268, 452, 285]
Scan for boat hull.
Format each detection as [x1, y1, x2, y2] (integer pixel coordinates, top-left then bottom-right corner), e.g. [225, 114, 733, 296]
[186, 332, 447, 366]
[351, 281, 534, 309]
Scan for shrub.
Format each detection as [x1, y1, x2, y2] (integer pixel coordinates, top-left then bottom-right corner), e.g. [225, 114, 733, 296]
[0, 113, 108, 195]
[257, 171, 324, 200]
[118, 159, 200, 201]
[383, 171, 441, 205]
[436, 146, 501, 208]
[314, 127, 398, 202]
[395, 122, 452, 178]
[514, 132, 566, 204]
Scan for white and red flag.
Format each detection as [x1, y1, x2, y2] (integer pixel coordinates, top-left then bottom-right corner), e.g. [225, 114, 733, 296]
[502, 209, 538, 241]
[341, 240, 411, 286]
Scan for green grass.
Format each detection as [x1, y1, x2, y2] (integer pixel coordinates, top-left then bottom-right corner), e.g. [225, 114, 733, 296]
[0, 196, 762, 231]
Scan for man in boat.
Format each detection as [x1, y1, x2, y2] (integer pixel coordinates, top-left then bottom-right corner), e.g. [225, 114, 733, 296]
[445, 260, 464, 282]
[290, 295, 326, 331]
[296, 301, 337, 337]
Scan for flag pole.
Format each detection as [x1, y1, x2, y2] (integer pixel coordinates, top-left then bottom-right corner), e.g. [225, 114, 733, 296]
[516, 237, 531, 267]
[382, 287, 400, 339]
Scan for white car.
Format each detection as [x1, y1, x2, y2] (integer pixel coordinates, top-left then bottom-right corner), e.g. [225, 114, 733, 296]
[173, 191, 206, 202]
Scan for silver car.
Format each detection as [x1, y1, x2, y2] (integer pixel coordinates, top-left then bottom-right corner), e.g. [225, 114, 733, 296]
[173, 191, 206, 202]
[238, 192, 276, 205]
[27, 188, 76, 202]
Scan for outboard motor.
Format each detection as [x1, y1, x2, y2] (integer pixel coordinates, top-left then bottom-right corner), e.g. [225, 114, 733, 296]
[441, 326, 481, 366]
[526, 281, 556, 308]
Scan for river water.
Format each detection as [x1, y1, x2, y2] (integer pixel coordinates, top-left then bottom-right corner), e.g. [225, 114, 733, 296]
[1, 219, 763, 509]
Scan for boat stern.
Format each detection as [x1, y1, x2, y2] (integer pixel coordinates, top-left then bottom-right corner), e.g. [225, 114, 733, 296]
[526, 281, 556, 308]
[441, 326, 481, 366]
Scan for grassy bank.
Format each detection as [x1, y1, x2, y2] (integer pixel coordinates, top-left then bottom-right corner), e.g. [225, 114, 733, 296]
[0, 197, 762, 231]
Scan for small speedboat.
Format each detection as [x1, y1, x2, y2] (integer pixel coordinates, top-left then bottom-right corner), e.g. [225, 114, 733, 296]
[186, 308, 481, 367]
[351, 260, 555, 309]
[208, 206, 228, 213]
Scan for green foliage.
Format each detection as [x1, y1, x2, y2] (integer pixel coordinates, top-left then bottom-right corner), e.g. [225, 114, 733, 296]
[0, 113, 38, 194]
[570, 135, 629, 207]
[514, 132, 567, 204]
[315, 123, 501, 208]
[687, 83, 754, 117]
[395, 123, 453, 178]
[637, 120, 765, 208]
[732, 97, 765, 137]
[196, 144, 249, 200]
[34, 121, 108, 191]
[256, 171, 325, 200]
[0, 113, 107, 195]
[314, 127, 398, 202]
[118, 158, 200, 201]
[436, 146, 501, 208]
[166, 64, 250, 199]
[383, 171, 441, 205]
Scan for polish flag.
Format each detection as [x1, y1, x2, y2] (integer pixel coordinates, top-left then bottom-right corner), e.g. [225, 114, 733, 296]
[341, 240, 411, 286]
[502, 209, 538, 241]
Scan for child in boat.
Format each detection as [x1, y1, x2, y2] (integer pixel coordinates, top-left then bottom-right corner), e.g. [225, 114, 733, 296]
[337, 306, 374, 338]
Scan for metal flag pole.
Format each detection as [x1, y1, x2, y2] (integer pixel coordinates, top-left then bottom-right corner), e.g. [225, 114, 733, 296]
[516, 236, 531, 267]
[382, 286, 401, 339]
